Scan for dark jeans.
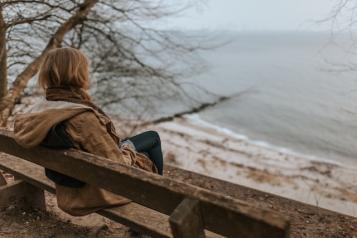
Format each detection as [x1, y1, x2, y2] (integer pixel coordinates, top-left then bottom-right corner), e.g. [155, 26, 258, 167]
[125, 131, 163, 175]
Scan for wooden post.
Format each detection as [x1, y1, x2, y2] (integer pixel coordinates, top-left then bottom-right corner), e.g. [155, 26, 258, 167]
[169, 198, 205, 238]
[0, 173, 6, 186]
[0, 180, 46, 211]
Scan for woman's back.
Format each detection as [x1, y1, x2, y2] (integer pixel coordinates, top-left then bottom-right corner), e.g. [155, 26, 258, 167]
[13, 48, 158, 216]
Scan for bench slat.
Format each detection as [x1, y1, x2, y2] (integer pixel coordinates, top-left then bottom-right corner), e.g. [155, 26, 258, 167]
[0, 157, 55, 193]
[98, 204, 172, 238]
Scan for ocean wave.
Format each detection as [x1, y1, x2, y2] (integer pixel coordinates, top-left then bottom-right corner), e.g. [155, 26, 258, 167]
[184, 113, 351, 168]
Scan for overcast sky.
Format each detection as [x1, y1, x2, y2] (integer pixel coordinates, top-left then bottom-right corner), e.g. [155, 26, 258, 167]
[163, 0, 337, 31]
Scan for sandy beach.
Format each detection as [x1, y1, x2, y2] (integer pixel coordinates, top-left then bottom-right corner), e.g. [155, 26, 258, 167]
[132, 115, 357, 218]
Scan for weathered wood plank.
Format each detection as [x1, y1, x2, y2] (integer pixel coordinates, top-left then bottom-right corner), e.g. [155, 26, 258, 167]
[98, 204, 172, 238]
[0, 130, 290, 238]
[0, 156, 55, 193]
[0, 180, 45, 211]
[169, 198, 205, 238]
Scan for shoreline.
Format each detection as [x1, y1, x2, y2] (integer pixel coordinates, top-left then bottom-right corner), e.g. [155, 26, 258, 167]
[184, 114, 357, 169]
[132, 116, 357, 217]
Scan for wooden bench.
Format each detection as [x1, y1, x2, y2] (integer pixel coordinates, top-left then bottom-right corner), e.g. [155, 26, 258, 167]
[0, 129, 290, 238]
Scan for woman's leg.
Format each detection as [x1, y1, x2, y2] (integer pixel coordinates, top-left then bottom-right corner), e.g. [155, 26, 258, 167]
[128, 131, 163, 175]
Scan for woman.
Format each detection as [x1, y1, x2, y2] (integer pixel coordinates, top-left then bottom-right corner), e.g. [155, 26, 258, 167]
[13, 47, 163, 216]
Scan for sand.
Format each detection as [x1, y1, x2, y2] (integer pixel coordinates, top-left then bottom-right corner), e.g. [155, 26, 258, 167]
[133, 116, 357, 218]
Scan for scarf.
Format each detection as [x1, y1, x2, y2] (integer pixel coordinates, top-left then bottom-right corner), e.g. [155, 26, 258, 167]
[45, 87, 120, 145]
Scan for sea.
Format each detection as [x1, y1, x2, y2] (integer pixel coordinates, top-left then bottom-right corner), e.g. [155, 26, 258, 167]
[188, 31, 357, 167]
[109, 31, 357, 167]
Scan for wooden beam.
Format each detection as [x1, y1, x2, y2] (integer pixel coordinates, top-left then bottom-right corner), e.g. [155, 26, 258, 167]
[0, 156, 55, 194]
[98, 204, 172, 238]
[0, 130, 289, 238]
[0, 180, 45, 211]
[169, 198, 205, 238]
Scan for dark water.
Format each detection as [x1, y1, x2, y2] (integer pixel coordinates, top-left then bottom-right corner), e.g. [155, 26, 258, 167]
[185, 31, 357, 166]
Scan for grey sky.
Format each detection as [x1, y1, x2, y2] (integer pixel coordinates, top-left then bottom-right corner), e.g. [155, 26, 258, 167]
[164, 0, 337, 31]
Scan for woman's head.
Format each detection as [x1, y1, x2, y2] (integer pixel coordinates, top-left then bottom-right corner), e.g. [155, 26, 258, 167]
[38, 47, 90, 90]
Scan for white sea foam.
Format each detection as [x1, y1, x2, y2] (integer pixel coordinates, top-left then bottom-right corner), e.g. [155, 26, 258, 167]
[184, 113, 352, 168]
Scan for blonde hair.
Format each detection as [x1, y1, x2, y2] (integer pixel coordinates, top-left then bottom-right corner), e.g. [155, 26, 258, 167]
[38, 48, 90, 90]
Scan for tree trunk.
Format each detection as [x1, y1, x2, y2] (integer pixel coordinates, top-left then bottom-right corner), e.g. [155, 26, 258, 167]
[0, 6, 7, 101]
[0, 0, 98, 126]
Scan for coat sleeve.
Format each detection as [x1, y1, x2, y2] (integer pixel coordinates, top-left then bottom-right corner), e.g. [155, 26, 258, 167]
[64, 111, 132, 165]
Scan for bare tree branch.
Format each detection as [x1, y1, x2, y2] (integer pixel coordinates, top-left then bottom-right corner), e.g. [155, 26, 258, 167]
[0, 0, 99, 125]
[0, 0, 216, 128]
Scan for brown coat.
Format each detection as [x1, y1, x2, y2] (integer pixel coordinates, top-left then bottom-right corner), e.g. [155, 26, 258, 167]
[14, 100, 157, 216]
